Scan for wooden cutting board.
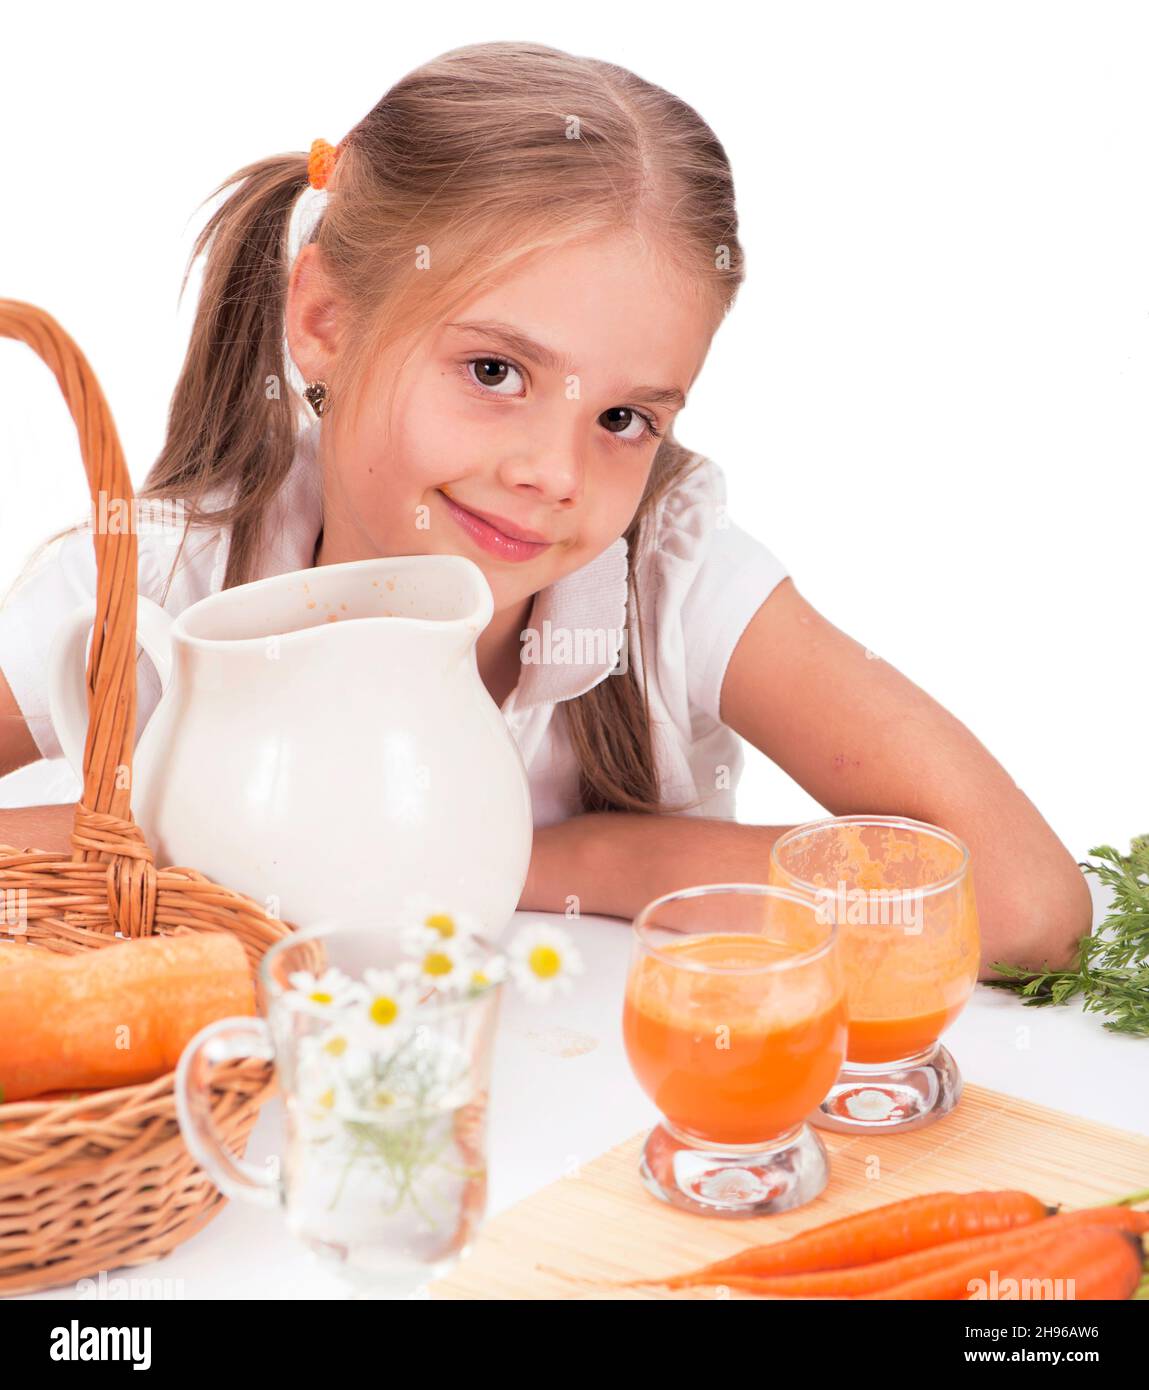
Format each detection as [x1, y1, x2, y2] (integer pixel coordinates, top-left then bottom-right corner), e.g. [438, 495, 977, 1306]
[428, 1083, 1149, 1299]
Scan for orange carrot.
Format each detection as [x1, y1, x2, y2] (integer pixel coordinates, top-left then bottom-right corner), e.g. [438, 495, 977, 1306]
[866, 1224, 1144, 1300]
[985, 1228, 1144, 1301]
[687, 1206, 1149, 1297]
[658, 1190, 1051, 1288]
[0, 932, 255, 1102]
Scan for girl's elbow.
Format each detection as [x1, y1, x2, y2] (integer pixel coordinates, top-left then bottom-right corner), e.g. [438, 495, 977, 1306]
[978, 865, 1092, 976]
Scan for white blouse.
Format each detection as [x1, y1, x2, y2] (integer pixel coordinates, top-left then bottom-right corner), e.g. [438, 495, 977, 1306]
[0, 421, 789, 824]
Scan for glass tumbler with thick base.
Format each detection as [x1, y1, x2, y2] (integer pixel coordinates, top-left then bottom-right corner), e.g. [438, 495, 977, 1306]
[623, 883, 847, 1217]
[769, 815, 979, 1135]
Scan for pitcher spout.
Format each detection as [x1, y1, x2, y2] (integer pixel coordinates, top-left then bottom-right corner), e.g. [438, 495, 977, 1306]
[173, 553, 495, 660]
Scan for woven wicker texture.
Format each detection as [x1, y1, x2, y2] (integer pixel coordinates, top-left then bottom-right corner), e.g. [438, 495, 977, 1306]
[0, 299, 294, 1295]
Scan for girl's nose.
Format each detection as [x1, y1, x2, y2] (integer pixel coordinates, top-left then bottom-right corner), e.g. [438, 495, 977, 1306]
[497, 450, 583, 508]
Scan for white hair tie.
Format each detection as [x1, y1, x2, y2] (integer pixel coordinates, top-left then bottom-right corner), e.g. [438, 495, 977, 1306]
[286, 184, 329, 265]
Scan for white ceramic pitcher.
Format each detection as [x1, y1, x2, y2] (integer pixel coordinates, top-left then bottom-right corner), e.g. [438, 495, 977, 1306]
[46, 554, 533, 935]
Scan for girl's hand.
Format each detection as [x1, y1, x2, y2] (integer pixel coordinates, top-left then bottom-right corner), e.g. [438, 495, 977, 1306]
[518, 818, 595, 916]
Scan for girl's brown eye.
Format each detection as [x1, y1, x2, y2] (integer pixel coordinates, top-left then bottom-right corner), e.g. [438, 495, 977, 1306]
[599, 406, 651, 442]
[474, 359, 508, 386]
[600, 407, 631, 433]
[466, 357, 523, 395]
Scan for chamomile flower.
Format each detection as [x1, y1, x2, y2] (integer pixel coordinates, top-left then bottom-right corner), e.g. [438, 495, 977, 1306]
[407, 935, 478, 996]
[319, 1026, 375, 1077]
[506, 923, 584, 1002]
[355, 967, 420, 1046]
[284, 966, 362, 1014]
[297, 1060, 344, 1140]
[297, 1026, 368, 1096]
[464, 951, 508, 995]
[312, 1084, 338, 1115]
[398, 894, 483, 956]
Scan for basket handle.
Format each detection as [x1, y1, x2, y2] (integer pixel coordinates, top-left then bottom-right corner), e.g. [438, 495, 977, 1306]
[0, 300, 156, 896]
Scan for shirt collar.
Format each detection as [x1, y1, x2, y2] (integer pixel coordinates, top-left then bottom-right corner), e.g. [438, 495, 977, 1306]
[511, 534, 630, 711]
[255, 417, 326, 577]
[214, 419, 631, 710]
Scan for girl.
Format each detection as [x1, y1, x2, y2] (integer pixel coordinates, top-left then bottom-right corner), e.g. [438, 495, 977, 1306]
[0, 40, 1090, 974]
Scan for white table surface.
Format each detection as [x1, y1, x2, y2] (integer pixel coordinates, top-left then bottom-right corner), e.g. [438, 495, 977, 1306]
[15, 875, 1149, 1301]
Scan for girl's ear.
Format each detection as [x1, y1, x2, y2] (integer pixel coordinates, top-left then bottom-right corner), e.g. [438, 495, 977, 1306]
[286, 243, 344, 381]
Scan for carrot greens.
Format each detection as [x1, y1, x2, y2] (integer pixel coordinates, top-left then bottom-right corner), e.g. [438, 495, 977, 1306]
[987, 837, 1149, 1037]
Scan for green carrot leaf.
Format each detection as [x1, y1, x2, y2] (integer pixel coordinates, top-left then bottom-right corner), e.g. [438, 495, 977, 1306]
[985, 837, 1149, 1037]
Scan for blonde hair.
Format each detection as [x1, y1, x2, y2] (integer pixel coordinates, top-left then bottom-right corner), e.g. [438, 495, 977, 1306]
[24, 41, 748, 815]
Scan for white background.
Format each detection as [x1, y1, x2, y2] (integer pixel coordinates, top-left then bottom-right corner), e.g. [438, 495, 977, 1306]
[1, 1, 1146, 862]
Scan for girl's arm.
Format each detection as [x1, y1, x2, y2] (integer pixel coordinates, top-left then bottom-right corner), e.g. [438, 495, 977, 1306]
[717, 578, 1091, 974]
[0, 803, 76, 854]
[520, 813, 799, 922]
[0, 671, 81, 853]
[0, 667, 41, 780]
[520, 580, 1091, 978]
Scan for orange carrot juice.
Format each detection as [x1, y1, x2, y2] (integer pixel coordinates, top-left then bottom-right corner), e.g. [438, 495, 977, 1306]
[835, 899, 980, 1062]
[622, 933, 847, 1146]
[846, 1004, 965, 1063]
[770, 819, 980, 1066]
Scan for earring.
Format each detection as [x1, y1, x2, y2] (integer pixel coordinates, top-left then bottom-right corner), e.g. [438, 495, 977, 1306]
[303, 379, 330, 417]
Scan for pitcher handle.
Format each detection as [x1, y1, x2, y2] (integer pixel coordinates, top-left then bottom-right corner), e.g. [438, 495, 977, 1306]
[174, 1016, 283, 1210]
[46, 596, 174, 778]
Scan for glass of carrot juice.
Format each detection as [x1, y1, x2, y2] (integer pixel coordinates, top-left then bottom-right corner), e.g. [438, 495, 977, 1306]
[622, 883, 847, 1217]
[769, 815, 979, 1134]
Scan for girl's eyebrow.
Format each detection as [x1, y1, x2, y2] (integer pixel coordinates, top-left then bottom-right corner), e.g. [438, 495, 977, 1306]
[445, 319, 687, 409]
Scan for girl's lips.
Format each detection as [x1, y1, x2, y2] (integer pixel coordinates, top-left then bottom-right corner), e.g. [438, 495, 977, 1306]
[437, 490, 553, 563]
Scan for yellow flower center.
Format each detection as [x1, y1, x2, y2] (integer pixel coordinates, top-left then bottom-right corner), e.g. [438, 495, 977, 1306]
[425, 912, 456, 939]
[423, 950, 453, 977]
[370, 995, 399, 1026]
[309, 990, 334, 1005]
[318, 1087, 335, 1109]
[471, 970, 489, 987]
[322, 1035, 348, 1056]
[528, 945, 562, 979]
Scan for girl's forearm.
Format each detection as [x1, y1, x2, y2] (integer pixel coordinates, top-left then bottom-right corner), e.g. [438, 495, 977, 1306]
[519, 812, 793, 921]
[519, 811, 1090, 979]
[0, 802, 76, 855]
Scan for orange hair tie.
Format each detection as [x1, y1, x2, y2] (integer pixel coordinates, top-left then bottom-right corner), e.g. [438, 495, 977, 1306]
[308, 137, 345, 190]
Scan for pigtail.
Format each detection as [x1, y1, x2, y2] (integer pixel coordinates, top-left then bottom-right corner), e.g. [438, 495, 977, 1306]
[139, 153, 313, 593]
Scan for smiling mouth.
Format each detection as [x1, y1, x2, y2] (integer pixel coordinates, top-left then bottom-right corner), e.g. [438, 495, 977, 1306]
[436, 489, 555, 562]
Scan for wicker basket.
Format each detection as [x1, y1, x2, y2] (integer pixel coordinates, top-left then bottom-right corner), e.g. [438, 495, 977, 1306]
[0, 300, 295, 1295]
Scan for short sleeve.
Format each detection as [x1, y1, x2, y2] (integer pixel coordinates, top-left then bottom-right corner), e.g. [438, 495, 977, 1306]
[0, 527, 169, 763]
[651, 455, 789, 729]
[681, 515, 789, 725]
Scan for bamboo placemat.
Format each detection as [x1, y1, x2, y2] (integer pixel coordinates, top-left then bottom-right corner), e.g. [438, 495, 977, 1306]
[428, 1083, 1149, 1299]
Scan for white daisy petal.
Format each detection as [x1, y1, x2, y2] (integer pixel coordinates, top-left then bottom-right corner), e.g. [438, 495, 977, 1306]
[500, 922, 583, 1001]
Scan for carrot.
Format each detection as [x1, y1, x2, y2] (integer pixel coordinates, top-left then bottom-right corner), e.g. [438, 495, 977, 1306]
[686, 1206, 1149, 1297]
[866, 1224, 1144, 1300]
[655, 1190, 1051, 1288]
[0, 932, 256, 1102]
[986, 1228, 1144, 1301]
